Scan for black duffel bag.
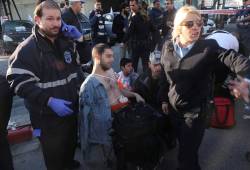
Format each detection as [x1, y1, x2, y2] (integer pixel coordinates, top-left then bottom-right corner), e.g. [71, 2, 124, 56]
[111, 102, 164, 169]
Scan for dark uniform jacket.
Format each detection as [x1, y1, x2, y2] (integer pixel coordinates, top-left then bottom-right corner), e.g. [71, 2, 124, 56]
[161, 39, 250, 113]
[7, 26, 84, 128]
[62, 7, 82, 33]
[62, 8, 91, 64]
[89, 10, 107, 42]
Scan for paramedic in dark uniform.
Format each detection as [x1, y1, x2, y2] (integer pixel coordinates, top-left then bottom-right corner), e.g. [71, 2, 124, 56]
[161, 6, 250, 170]
[7, 1, 84, 170]
[89, 0, 108, 45]
[62, 0, 92, 64]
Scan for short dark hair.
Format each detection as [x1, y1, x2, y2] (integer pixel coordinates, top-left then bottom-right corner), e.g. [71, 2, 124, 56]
[92, 43, 111, 57]
[120, 58, 132, 68]
[34, 0, 61, 18]
[119, 2, 128, 12]
[60, 2, 65, 8]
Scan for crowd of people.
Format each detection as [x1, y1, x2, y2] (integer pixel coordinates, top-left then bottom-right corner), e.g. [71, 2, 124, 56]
[1, 0, 250, 170]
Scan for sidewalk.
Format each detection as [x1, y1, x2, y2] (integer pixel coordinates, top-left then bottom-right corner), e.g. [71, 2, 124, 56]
[11, 101, 250, 170]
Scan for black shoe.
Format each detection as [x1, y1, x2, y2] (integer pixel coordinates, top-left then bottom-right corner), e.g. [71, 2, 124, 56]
[66, 160, 81, 170]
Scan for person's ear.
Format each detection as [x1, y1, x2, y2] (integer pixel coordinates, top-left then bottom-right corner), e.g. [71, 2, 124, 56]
[34, 15, 41, 26]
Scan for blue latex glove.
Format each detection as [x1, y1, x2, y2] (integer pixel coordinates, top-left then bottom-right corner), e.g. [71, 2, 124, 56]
[61, 21, 82, 40]
[47, 97, 73, 117]
[33, 128, 41, 137]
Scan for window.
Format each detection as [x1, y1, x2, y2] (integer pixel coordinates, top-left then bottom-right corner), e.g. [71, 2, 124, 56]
[3, 21, 33, 33]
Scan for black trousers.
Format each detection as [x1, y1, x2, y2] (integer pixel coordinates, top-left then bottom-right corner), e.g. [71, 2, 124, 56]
[0, 75, 14, 170]
[39, 115, 77, 170]
[169, 109, 206, 170]
[131, 46, 150, 72]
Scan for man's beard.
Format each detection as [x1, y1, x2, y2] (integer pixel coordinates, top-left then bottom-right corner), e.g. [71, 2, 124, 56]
[41, 27, 60, 39]
[100, 62, 111, 71]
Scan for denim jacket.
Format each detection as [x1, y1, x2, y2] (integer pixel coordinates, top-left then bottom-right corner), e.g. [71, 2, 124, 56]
[79, 74, 112, 156]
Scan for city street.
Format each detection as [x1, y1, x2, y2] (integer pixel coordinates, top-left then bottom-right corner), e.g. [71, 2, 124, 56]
[1, 42, 250, 170]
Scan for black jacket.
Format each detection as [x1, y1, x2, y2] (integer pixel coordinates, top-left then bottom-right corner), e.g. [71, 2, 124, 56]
[62, 7, 82, 33]
[112, 14, 127, 43]
[133, 70, 167, 111]
[161, 39, 250, 113]
[124, 12, 157, 50]
[7, 26, 84, 128]
[89, 10, 107, 40]
[149, 7, 163, 30]
[62, 8, 92, 64]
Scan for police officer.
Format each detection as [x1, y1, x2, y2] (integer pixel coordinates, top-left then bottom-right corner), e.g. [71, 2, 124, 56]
[62, 0, 92, 64]
[89, 0, 108, 45]
[0, 75, 14, 170]
[7, 1, 84, 169]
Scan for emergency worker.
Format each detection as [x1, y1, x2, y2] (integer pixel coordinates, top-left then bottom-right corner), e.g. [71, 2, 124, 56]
[89, 0, 108, 45]
[62, 0, 92, 64]
[7, 1, 84, 169]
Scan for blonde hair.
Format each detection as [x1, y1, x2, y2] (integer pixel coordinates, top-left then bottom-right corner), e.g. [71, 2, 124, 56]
[172, 6, 201, 41]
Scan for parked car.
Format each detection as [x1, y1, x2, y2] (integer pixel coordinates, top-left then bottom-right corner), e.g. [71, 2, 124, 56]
[77, 13, 92, 43]
[1, 20, 33, 54]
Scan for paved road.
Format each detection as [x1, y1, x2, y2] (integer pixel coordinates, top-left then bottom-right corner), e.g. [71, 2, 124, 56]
[1, 38, 250, 170]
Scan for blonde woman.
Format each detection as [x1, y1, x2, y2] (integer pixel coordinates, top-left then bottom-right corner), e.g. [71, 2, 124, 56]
[160, 6, 250, 170]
